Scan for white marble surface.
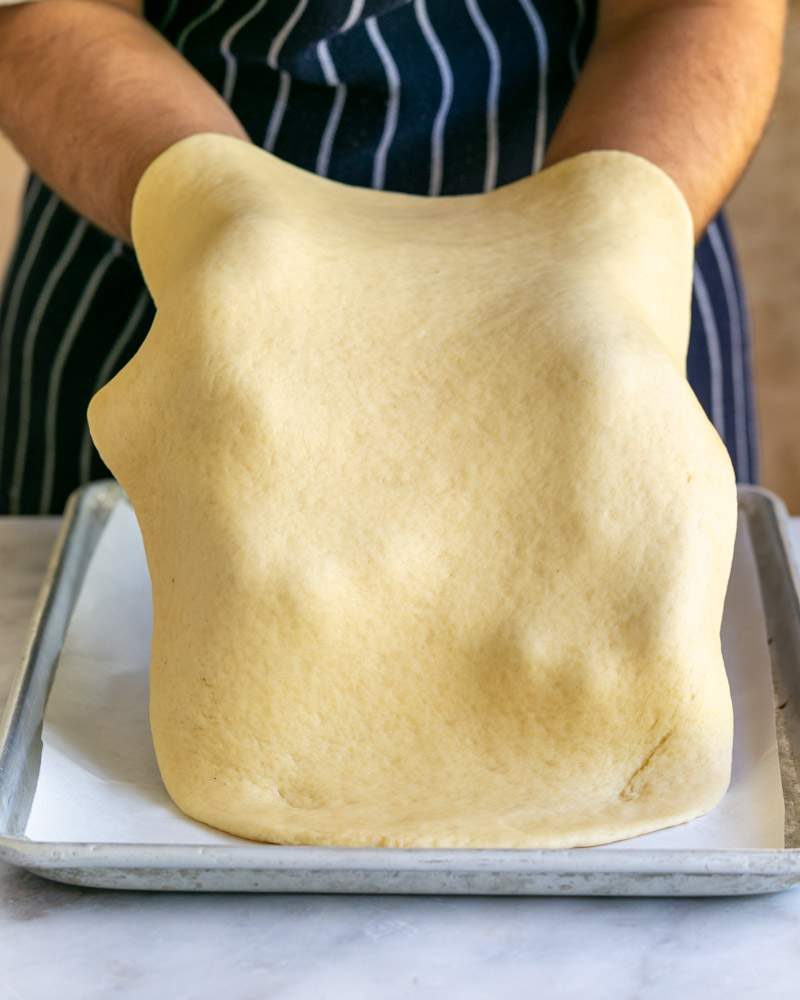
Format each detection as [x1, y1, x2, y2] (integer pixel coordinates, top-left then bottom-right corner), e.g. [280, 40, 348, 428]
[1, 516, 799, 999]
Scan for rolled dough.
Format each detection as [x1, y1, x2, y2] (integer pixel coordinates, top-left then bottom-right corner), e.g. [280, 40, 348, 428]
[88, 134, 736, 847]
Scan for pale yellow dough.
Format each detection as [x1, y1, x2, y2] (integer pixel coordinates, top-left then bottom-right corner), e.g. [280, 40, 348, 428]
[88, 134, 736, 848]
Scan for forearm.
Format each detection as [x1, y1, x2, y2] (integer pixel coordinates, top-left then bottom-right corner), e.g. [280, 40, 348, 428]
[0, 1, 248, 242]
[544, 0, 786, 236]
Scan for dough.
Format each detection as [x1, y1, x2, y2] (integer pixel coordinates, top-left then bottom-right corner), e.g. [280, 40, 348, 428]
[88, 134, 736, 848]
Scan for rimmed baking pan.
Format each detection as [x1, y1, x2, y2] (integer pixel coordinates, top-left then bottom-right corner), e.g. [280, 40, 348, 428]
[1, 481, 798, 895]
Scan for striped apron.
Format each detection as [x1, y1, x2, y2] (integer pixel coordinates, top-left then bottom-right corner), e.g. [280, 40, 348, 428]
[0, 0, 758, 515]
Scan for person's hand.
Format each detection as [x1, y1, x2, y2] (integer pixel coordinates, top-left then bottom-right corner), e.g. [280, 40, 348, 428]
[88, 135, 736, 848]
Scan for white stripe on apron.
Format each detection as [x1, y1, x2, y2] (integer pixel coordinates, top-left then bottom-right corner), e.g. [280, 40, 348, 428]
[38, 243, 123, 513]
[517, 0, 549, 173]
[693, 263, 726, 440]
[264, 0, 310, 151]
[314, 0, 365, 177]
[707, 220, 750, 478]
[176, 0, 226, 52]
[221, 0, 271, 104]
[465, 0, 501, 192]
[366, 17, 401, 190]
[415, 0, 454, 197]
[316, 40, 347, 176]
[160, 0, 180, 32]
[265, 73, 291, 151]
[9, 219, 89, 514]
[0, 192, 59, 477]
[569, 0, 586, 82]
[341, 0, 366, 32]
[21, 176, 42, 218]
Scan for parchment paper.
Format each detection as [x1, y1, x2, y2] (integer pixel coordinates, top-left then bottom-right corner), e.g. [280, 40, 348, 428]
[25, 502, 785, 848]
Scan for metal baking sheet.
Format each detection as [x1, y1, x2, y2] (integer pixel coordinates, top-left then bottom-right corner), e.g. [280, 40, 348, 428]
[1, 481, 799, 896]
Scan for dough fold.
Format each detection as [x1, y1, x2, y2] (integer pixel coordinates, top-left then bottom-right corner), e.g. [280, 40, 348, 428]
[89, 135, 736, 848]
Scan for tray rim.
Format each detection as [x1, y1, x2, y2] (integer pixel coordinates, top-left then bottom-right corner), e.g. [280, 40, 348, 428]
[2, 481, 800, 891]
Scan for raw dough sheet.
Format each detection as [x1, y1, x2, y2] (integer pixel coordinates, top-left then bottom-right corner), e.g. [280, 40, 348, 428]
[25, 502, 785, 849]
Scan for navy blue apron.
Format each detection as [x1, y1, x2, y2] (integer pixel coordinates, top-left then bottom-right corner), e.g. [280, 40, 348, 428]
[0, 0, 758, 514]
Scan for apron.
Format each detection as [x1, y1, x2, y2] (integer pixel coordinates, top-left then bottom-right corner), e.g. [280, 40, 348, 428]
[0, 0, 758, 514]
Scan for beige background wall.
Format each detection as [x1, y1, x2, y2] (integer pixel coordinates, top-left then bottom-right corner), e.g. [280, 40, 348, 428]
[0, 133, 25, 274]
[1, 15, 798, 509]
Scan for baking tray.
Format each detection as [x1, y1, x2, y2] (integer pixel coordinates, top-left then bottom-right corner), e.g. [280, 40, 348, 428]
[1, 481, 799, 896]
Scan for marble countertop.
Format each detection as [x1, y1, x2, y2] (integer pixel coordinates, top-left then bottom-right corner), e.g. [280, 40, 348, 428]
[1, 517, 799, 999]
